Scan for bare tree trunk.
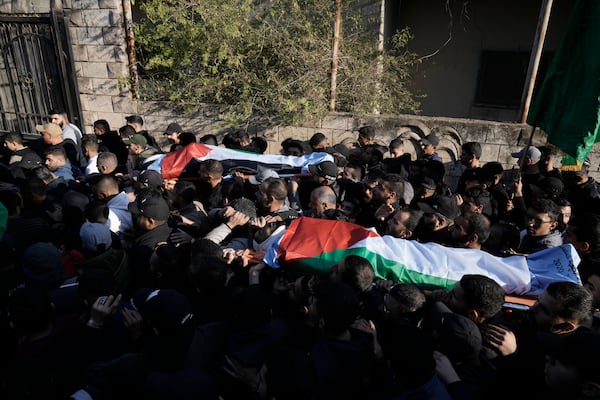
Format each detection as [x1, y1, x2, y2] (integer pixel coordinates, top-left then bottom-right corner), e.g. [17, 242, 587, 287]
[329, 0, 342, 112]
[519, 0, 553, 123]
[123, 0, 139, 99]
[374, 0, 386, 114]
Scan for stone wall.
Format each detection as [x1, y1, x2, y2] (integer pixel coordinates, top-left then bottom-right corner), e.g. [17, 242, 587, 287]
[66, 0, 139, 132]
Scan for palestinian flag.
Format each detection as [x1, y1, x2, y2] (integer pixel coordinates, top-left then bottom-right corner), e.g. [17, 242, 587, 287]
[263, 217, 581, 296]
[147, 143, 334, 180]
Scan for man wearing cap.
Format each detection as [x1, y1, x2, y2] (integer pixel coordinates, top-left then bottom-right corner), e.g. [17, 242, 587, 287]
[125, 114, 158, 149]
[511, 145, 543, 204]
[418, 133, 442, 163]
[163, 122, 183, 152]
[128, 192, 173, 287]
[248, 168, 280, 186]
[123, 133, 160, 174]
[78, 221, 130, 295]
[411, 176, 439, 208]
[298, 160, 340, 210]
[415, 195, 460, 245]
[36, 122, 81, 169]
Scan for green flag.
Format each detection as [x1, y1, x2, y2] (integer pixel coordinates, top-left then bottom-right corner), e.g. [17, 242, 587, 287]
[527, 0, 600, 168]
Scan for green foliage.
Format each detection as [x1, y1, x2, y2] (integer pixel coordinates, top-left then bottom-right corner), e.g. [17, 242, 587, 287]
[134, 0, 421, 126]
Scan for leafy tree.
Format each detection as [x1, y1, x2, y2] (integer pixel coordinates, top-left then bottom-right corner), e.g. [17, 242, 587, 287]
[134, 0, 421, 126]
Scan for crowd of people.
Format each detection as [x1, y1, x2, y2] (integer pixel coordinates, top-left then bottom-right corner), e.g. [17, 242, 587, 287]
[1, 112, 600, 400]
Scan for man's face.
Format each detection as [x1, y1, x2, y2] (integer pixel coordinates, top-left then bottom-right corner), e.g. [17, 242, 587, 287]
[164, 179, 178, 192]
[526, 208, 557, 237]
[166, 132, 180, 144]
[421, 142, 435, 155]
[559, 205, 572, 226]
[373, 181, 393, 204]
[50, 114, 65, 128]
[284, 146, 303, 156]
[389, 146, 404, 158]
[343, 166, 360, 181]
[338, 200, 357, 220]
[309, 191, 327, 218]
[94, 126, 106, 136]
[446, 281, 471, 316]
[460, 198, 481, 215]
[357, 134, 373, 147]
[128, 143, 143, 155]
[42, 132, 53, 144]
[256, 184, 271, 210]
[312, 139, 328, 151]
[4, 140, 16, 152]
[135, 214, 152, 231]
[449, 215, 471, 247]
[421, 212, 446, 232]
[460, 150, 474, 167]
[45, 154, 62, 171]
[385, 210, 411, 238]
[198, 167, 221, 189]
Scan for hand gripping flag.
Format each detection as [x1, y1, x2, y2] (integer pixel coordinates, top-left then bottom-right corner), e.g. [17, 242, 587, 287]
[263, 217, 581, 296]
[147, 143, 334, 180]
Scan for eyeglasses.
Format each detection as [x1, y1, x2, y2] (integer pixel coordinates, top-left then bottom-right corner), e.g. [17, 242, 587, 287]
[527, 215, 553, 226]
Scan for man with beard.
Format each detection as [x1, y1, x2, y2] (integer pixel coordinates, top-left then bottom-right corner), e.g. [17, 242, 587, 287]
[414, 195, 460, 245]
[49, 109, 83, 164]
[384, 207, 423, 239]
[448, 211, 491, 250]
[255, 177, 299, 225]
[355, 172, 407, 229]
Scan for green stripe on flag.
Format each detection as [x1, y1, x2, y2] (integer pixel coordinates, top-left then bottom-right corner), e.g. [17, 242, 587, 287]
[284, 248, 457, 291]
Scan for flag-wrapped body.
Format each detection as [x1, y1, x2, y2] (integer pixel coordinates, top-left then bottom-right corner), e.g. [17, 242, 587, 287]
[263, 217, 581, 296]
[146, 143, 334, 179]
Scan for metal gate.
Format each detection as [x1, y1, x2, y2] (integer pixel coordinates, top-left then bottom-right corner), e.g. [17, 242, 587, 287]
[0, 13, 81, 137]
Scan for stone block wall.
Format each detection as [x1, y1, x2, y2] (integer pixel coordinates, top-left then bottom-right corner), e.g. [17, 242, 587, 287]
[67, 0, 139, 132]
